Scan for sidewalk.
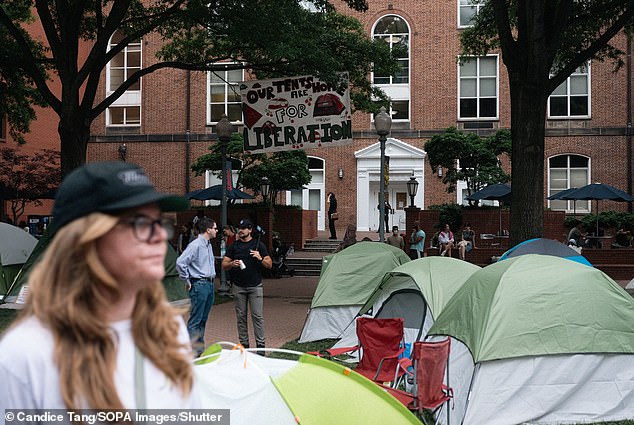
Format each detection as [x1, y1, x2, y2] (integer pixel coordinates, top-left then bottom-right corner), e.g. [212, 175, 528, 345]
[202, 276, 319, 349]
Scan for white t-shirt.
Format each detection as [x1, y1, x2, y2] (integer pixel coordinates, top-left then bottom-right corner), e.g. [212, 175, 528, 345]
[0, 315, 200, 412]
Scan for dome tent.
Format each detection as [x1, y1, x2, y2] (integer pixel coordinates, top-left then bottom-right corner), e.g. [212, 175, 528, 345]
[298, 242, 410, 343]
[429, 254, 634, 424]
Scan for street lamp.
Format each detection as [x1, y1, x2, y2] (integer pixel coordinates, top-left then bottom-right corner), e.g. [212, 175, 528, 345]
[406, 172, 419, 207]
[374, 106, 392, 242]
[216, 114, 233, 296]
[260, 176, 271, 205]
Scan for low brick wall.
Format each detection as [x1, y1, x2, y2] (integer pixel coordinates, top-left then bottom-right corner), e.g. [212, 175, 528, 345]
[175, 206, 316, 253]
[273, 208, 317, 250]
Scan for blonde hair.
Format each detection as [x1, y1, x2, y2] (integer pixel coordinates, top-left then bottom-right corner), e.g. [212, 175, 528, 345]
[22, 213, 193, 410]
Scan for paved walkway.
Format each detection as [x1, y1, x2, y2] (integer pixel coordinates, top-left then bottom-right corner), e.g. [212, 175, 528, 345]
[202, 276, 319, 349]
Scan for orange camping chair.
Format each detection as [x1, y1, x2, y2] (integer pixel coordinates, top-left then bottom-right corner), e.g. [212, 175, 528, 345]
[328, 317, 406, 384]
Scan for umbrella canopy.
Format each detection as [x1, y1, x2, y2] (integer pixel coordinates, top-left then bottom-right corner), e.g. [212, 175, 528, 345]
[556, 183, 634, 235]
[498, 238, 592, 266]
[186, 185, 254, 201]
[556, 183, 634, 202]
[465, 183, 511, 236]
[465, 183, 511, 202]
[429, 254, 634, 363]
[547, 187, 579, 200]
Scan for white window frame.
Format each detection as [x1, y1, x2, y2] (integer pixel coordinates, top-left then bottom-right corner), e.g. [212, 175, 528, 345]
[458, 0, 485, 28]
[106, 31, 142, 127]
[547, 154, 591, 213]
[548, 63, 591, 119]
[371, 15, 411, 123]
[458, 55, 499, 120]
[207, 65, 244, 125]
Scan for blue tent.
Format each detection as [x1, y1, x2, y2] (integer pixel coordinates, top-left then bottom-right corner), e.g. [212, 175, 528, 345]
[498, 238, 592, 266]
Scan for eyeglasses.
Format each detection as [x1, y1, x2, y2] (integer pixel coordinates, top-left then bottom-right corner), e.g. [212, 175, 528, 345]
[122, 215, 175, 242]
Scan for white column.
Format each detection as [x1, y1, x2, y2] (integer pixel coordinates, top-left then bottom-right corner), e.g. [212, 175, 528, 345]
[356, 170, 371, 231]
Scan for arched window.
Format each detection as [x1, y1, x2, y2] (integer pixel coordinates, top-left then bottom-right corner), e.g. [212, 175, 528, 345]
[548, 154, 590, 212]
[372, 15, 411, 122]
[106, 31, 141, 126]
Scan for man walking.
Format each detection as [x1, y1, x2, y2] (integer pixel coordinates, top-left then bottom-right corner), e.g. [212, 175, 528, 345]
[176, 217, 218, 357]
[222, 218, 272, 352]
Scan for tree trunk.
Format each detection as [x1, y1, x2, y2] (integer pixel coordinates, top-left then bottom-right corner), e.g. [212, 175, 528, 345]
[58, 112, 90, 177]
[508, 78, 549, 245]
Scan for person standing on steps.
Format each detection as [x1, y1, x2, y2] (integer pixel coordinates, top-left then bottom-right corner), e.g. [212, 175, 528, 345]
[222, 218, 272, 353]
[327, 192, 338, 240]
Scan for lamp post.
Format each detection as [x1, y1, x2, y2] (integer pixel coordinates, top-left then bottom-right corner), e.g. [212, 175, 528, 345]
[406, 173, 419, 207]
[216, 114, 233, 296]
[374, 106, 392, 242]
[260, 176, 271, 205]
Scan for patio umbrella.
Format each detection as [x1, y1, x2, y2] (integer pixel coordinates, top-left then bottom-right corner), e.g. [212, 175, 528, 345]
[556, 183, 634, 236]
[186, 185, 254, 201]
[547, 187, 579, 218]
[465, 183, 511, 236]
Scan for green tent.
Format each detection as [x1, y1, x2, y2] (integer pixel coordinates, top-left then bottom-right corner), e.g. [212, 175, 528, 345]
[4, 231, 187, 303]
[0, 223, 38, 299]
[299, 242, 410, 342]
[330, 257, 480, 364]
[430, 254, 634, 362]
[427, 254, 634, 424]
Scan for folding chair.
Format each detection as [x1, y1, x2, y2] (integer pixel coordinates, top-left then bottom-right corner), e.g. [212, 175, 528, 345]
[410, 338, 454, 423]
[382, 337, 454, 424]
[328, 317, 406, 384]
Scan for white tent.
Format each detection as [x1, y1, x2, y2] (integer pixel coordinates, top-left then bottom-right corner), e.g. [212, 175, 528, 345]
[429, 255, 634, 425]
[0, 223, 37, 299]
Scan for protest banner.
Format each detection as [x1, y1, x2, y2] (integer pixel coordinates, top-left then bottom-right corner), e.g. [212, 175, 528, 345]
[240, 74, 352, 153]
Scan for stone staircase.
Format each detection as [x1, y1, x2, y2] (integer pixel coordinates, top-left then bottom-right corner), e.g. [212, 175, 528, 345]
[285, 257, 323, 276]
[284, 238, 340, 276]
[302, 239, 341, 252]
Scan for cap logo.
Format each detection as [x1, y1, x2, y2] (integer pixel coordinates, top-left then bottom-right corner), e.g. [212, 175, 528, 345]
[117, 170, 151, 186]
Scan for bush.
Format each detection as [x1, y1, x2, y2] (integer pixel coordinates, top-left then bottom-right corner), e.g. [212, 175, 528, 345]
[428, 203, 463, 231]
[564, 211, 634, 231]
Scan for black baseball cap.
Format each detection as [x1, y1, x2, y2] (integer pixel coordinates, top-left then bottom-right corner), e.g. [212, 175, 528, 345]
[52, 161, 189, 231]
[238, 218, 254, 229]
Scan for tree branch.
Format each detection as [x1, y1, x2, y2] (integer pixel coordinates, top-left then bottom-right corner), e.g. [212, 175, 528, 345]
[0, 4, 61, 111]
[549, 5, 634, 91]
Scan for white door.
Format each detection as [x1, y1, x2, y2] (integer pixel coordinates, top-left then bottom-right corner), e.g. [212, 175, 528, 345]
[370, 183, 407, 231]
[286, 159, 325, 230]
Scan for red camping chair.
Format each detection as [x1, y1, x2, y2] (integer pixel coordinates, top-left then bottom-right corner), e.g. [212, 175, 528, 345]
[387, 338, 454, 423]
[328, 317, 406, 384]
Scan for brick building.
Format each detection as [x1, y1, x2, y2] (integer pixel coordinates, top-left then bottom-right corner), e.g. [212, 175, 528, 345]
[4, 2, 633, 233]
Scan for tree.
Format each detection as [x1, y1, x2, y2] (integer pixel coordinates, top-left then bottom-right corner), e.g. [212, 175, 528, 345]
[0, 2, 47, 144]
[425, 127, 511, 200]
[0, 0, 397, 176]
[0, 147, 60, 224]
[461, 0, 634, 244]
[191, 133, 312, 205]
